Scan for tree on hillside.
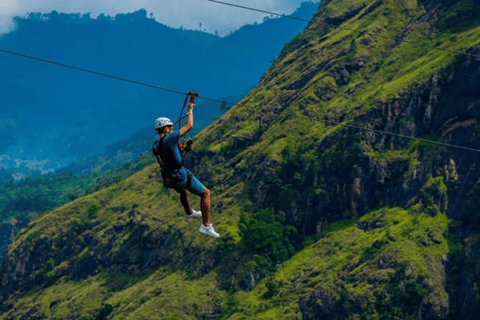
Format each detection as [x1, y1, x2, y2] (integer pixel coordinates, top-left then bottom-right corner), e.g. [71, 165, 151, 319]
[27, 13, 42, 20]
[115, 9, 147, 23]
[97, 13, 113, 21]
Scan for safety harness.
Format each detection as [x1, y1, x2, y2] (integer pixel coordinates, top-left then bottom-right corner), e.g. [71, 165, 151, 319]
[152, 137, 192, 190]
[152, 91, 199, 190]
[152, 137, 181, 172]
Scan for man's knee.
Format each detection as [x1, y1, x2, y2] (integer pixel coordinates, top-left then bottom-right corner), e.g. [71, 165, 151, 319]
[202, 188, 210, 197]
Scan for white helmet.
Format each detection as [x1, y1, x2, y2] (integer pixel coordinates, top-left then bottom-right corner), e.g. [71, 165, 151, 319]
[155, 117, 173, 130]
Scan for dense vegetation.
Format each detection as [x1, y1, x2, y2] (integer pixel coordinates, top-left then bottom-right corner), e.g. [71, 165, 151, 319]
[0, 152, 154, 225]
[1, 0, 480, 319]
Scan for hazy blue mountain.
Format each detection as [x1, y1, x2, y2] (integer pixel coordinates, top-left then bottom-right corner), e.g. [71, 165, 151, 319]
[0, 2, 317, 181]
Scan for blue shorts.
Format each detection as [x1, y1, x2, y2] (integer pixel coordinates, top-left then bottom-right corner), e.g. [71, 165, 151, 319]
[162, 167, 206, 196]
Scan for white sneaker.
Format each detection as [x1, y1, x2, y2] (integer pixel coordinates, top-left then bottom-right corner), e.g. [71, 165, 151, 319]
[199, 224, 220, 238]
[185, 208, 202, 222]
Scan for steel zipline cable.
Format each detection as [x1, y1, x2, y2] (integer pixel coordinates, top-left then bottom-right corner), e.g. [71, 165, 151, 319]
[207, 0, 480, 59]
[275, 111, 480, 153]
[0, 48, 234, 106]
[1, 49, 479, 153]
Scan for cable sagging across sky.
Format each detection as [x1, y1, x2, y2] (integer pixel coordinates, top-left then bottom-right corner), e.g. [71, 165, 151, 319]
[208, 0, 480, 59]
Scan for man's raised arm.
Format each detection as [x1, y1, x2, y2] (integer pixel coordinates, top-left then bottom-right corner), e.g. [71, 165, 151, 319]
[180, 93, 197, 137]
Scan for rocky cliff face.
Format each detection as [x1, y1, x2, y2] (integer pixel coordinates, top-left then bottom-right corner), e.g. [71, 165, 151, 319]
[191, 27, 480, 232]
[188, 0, 480, 316]
[264, 48, 480, 228]
[0, 217, 31, 269]
[0, 224, 14, 269]
[188, 52, 480, 318]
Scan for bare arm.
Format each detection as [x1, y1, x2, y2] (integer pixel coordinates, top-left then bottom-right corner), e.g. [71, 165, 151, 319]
[180, 102, 194, 137]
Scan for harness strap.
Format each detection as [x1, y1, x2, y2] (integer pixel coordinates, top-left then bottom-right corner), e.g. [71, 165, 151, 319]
[153, 136, 182, 174]
[152, 137, 166, 168]
[185, 174, 192, 190]
[152, 141, 164, 168]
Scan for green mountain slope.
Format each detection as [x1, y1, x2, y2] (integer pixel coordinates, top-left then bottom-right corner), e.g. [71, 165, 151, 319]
[2, 0, 480, 319]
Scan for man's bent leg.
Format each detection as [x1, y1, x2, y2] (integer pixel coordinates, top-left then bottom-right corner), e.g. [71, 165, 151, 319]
[198, 187, 219, 237]
[201, 188, 211, 227]
[180, 189, 192, 215]
[182, 169, 213, 228]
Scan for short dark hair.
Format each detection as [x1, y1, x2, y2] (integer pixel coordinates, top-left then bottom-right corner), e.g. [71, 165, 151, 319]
[156, 125, 172, 134]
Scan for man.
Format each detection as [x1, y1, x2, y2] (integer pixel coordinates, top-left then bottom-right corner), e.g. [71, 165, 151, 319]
[152, 95, 220, 238]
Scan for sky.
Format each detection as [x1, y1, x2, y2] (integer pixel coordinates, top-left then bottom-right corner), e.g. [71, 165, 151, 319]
[0, 0, 319, 36]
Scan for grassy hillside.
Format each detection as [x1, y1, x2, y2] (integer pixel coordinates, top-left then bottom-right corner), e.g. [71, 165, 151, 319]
[0, 151, 156, 269]
[0, 165, 459, 319]
[2, 0, 480, 319]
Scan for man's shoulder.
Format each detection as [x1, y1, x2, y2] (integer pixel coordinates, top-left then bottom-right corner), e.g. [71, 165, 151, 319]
[165, 131, 180, 142]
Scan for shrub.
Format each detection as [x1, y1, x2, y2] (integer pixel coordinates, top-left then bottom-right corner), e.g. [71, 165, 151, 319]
[69, 217, 90, 233]
[46, 258, 55, 272]
[402, 278, 427, 312]
[68, 193, 79, 201]
[88, 204, 99, 219]
[96, 304, 113, 320]
[375, 59, 385, 72]
[239, 208, 298, 273]
[350, 38, 357, 54]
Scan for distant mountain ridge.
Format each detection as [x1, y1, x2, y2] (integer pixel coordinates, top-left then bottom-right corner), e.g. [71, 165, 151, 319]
[0, 2, 318, 179]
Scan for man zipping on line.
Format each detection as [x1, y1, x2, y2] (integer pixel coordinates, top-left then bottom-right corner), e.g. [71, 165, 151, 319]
[153, 92, 220, 238]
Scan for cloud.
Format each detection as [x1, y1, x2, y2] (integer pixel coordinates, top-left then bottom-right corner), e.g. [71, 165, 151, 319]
[0, 0, 319, 36]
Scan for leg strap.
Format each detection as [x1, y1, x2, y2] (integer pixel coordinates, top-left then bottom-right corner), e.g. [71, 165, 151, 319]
[184, 174, 192, 191]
